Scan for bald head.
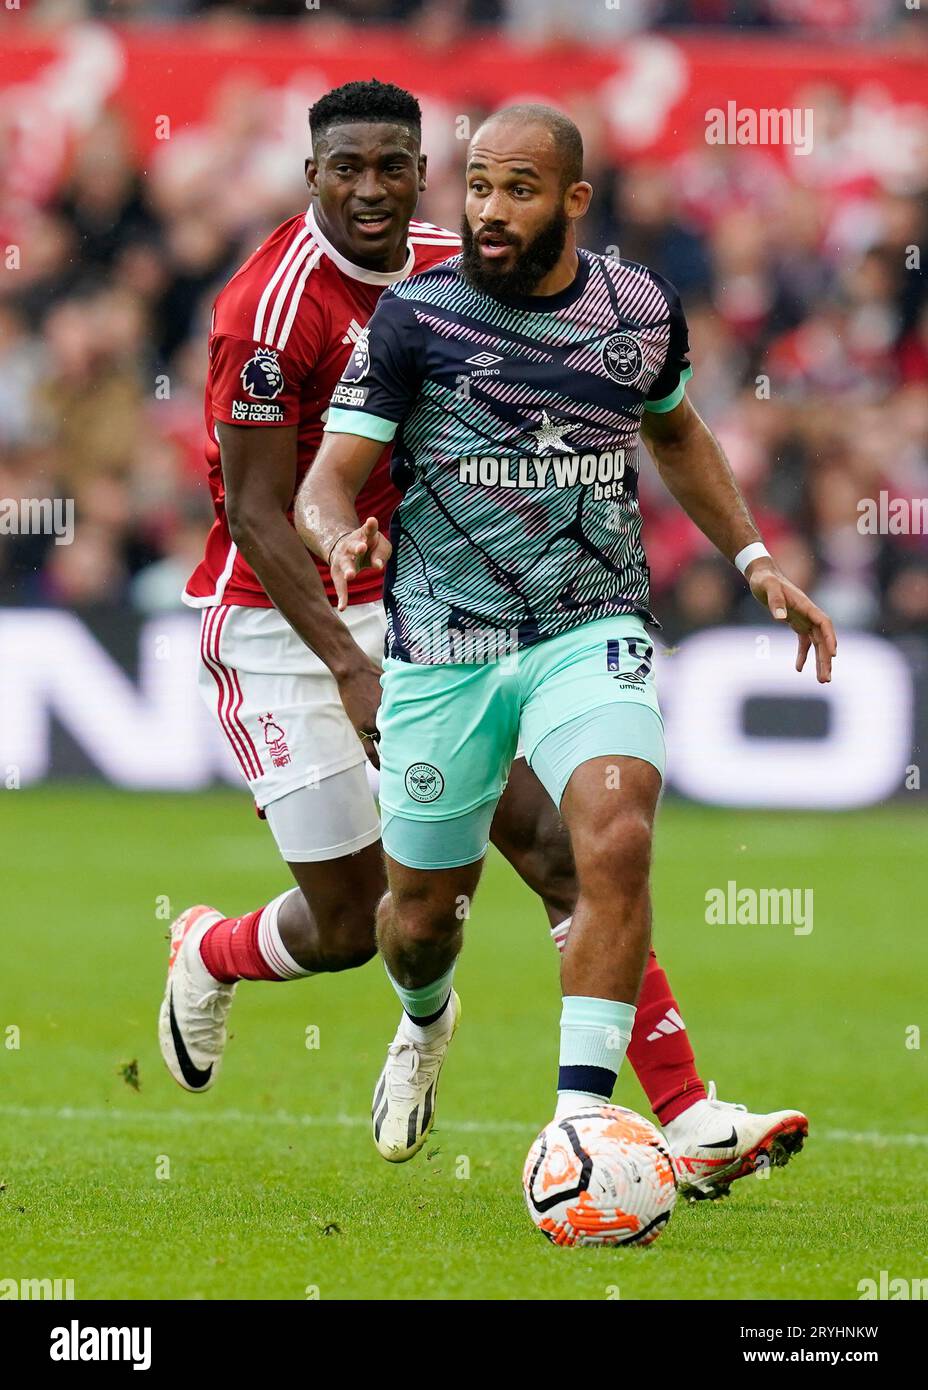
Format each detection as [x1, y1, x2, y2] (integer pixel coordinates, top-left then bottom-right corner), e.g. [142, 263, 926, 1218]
[472, 105, 584, 190]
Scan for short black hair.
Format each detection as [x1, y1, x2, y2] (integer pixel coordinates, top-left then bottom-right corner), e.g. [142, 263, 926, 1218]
[481, 104, 584, 188]
[309, 79, 421, 149]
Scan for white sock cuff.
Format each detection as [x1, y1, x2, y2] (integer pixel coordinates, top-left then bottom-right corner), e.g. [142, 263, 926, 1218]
[257, 889, 314, 981]
[550, 916, 572, 952]
[555, 1090, 606, 1119]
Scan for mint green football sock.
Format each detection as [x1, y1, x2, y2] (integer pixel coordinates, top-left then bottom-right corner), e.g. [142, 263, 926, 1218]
[556, 995, 636, 1115]
[385, 960, 456, 1034]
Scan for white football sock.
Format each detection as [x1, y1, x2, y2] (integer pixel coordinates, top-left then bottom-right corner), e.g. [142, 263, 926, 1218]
[398, 997, 455, 1046]
[550, 915, 572, 955]
[555, 1090, 605, 1120]
[257, 889, 315, 981]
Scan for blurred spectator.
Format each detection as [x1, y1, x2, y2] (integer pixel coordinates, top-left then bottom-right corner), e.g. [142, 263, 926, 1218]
[661, 556, 740, 640]
[885, 562, 928, 636]
[0, 303, 46, 449]
[38, 523, 128, 608]
[53, 111, 158, 271]
[613, 165, 713, 302]
[130, 508, 215, 614]
[33, 289, 148, 481]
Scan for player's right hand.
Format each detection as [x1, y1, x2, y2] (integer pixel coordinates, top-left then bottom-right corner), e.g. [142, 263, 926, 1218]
[336, 661, 383, 769]
[329, 517, 392, 612]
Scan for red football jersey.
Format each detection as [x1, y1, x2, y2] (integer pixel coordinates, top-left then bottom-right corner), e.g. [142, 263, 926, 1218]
[184, 204, 460, 609]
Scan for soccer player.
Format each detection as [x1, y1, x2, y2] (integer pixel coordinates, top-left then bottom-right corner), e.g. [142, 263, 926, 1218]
[296, 103, 834, 1178]
[163, 80, 806, 1201]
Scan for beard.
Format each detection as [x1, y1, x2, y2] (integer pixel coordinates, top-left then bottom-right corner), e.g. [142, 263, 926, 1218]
[460, 206, 569, 299]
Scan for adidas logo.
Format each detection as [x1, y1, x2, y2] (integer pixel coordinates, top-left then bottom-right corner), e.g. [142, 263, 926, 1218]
[342, 318, 366, 346]
[646, 1008, 686, 1042]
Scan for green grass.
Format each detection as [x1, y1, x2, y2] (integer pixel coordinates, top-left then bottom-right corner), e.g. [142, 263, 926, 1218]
[1, 788, 926, 1300]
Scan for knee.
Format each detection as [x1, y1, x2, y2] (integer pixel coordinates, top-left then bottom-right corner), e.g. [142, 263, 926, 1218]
[575, 810, 653, 891]
[383, 886, 464, 948]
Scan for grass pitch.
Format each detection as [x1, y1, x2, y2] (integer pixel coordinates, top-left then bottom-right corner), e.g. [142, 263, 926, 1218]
[1, 788, 926, 1300]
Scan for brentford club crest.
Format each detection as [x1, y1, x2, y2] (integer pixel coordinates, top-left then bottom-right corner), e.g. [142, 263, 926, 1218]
[601, 332, 644, 385]
[259, 713, 290, 768]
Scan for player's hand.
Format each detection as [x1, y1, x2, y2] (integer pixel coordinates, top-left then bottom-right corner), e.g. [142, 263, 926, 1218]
[747, 560, 837, 683]
[336, 661, 383, 769]
[328, 517, 392, 612]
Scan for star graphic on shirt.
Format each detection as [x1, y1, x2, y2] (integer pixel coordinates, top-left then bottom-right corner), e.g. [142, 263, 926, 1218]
[527, 410, 580, 454]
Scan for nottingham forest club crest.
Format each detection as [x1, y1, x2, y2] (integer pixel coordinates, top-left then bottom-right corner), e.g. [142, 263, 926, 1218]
[240, 349, 285, 400]
[259, 712, 290, 769]
[601, 332, 644, 385]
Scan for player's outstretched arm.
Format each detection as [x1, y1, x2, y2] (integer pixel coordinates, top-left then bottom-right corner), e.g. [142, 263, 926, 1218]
[641, 397, 837, 683]
[295, 431, 392, 612]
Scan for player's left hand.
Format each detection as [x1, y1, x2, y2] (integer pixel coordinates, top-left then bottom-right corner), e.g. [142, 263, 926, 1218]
[747, 560, 837, 683]
[329, 517, 393, 612]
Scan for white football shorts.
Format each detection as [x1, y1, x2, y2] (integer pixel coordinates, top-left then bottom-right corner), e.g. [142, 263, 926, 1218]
[197, 602, 385, 861]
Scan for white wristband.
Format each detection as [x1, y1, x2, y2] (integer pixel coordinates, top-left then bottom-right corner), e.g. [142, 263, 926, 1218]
[734, 542, 770, 575]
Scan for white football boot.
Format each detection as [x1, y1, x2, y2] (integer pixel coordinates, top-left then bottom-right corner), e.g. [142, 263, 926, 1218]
[371, 993, 461, 1162]
[664, 1081, 808, 1201]
[158, 905, 236, 1093]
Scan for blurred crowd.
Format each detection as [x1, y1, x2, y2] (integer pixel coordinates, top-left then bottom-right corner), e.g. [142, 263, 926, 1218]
[51, 0, 919, 43]
[1, 23, 927, 640]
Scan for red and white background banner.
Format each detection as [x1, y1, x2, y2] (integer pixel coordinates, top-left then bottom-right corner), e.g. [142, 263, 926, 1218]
[2, 21, 927, 225]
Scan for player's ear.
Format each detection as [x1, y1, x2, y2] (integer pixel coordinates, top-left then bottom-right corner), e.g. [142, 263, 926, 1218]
[566, 180, 593, 221]
[305, 156, 319, 196]
[418, 153, 428, 192]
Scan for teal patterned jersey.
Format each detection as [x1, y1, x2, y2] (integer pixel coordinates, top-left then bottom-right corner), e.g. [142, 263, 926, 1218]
[324, 249, 692, 664]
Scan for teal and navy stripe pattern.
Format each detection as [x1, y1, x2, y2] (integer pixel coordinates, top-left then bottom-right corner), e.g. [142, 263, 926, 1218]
[325, 250, 692, 664]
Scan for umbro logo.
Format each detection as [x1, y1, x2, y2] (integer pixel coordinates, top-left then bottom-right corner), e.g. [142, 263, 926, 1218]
[646, 1007, 686, 1042]
[342, 318, 366, 346]
[465, 352, 504, 367]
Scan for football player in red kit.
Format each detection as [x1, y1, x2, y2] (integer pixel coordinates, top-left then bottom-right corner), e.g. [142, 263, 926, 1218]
[159, 79, 806, 1201]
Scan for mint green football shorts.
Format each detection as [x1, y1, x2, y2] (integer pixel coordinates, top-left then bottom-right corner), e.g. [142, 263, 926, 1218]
[377, 614, 665, 870]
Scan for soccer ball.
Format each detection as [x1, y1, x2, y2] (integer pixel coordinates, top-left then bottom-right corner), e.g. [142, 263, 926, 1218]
[522, 1104, 677, 1247]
